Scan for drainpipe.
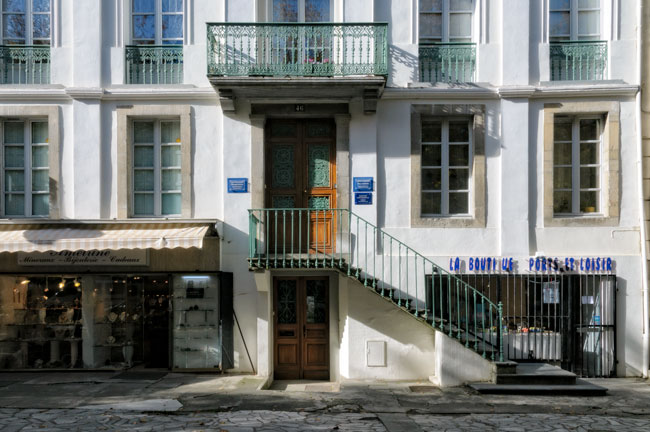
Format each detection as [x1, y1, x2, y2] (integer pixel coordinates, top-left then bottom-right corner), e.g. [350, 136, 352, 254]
[638, 0, 650, 379]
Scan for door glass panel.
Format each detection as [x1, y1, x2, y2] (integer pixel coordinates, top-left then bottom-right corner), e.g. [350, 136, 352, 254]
[277, 280, 297, 324]
[306, 280, 327, 323]
[308, 196, 329, 209]
[271, 122, 297, 137]
[273, 0, 298, 22]
[305, 0, 330, 22]
[308, 144, 330, 187]
[272, 195, 295, 208]
[306, 122, 331, 138]
[272, 146, 294, 189]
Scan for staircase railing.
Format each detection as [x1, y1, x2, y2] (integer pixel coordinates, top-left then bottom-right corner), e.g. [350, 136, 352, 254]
[248, 208, 503, 362]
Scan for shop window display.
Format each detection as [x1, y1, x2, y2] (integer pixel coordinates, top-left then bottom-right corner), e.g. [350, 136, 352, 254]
[0, 276, 83, 369]
[173, 275, 221, 369]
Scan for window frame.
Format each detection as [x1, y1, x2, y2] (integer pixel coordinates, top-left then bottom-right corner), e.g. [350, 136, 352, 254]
[117, 105, 191, 220]
[131, 119, 182, 217]
[1, 0, 51, 45]
[1, 119, 49, 217]
[549, 0, 601, 41]
[131, 0, 184, 45]
[543, 101, 619, 227]
[419, 0, 473, 43]
[420, 117, 473, 217]
[552, 115, 602, 217]
[411, 104, 486, 228]
[267, 0, 334, 23]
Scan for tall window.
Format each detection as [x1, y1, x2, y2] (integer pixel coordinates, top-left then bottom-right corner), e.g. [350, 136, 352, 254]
[553, 116, 601, 215]
[133, 120, 181, 217]
[3, 120, 49, 217]
[550, 0, 600, 41]
[271, 0, 331, 22]
[419, 0, 472, 43]
[132, 0, 183, 45]
[421, 118, 471, 216]
[1, 0, 50, 45]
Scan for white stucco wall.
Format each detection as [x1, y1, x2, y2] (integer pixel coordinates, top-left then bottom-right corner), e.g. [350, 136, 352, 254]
[4, 0, 644, 380]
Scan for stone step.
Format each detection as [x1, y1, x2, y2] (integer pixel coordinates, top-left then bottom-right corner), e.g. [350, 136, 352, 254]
[469, 379, 607, 396]
[496, 363, 577, 385]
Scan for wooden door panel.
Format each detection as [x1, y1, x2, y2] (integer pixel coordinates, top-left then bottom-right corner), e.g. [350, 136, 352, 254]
[273, 278, 300, 379]
[273, 276, 329, 380]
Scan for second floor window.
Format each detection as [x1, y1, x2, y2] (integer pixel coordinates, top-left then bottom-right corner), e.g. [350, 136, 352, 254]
[2, 0, 50, 45]
[553, 116, 601, 216]
[419, 0, 472, 43]
[3, 120, 49, 217]
[132, 0, 183, 45]
[421, 118, 472, 216]
[133, 120, 181, 217]
[271, 0, 331, 22]
[550, 0, 600, 41]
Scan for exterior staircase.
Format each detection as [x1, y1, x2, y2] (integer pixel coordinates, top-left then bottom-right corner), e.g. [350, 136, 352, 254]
[248, 208, 504, 364]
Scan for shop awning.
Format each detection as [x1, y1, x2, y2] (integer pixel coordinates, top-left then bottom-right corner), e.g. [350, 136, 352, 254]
[0, 221, 218, 253]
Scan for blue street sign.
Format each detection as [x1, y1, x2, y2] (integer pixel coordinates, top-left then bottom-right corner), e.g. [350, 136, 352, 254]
[227, 178, 248, 193]
[353, 177, 374, 192]
[355, 192, 373, 205]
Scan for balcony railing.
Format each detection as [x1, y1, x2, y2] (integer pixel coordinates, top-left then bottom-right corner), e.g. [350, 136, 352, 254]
[0, 45, 50, 84]
[125, 45, 183, 84]
[419, 43, 476, 83]
[206, 23, 388, 77]
[549, 41, 607, 81]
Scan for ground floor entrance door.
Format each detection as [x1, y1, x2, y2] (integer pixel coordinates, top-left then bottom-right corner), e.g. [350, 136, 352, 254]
[266, 119, 337, 255]
[273, 276, 329, 380]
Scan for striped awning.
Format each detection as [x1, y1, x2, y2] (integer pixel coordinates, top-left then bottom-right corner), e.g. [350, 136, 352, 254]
[0, 222, 216, 253]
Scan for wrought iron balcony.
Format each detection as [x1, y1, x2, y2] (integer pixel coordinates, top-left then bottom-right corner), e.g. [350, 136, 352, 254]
[0, 45, 50, 84]
[549, 41, 607, 81]
[206, 23, 388, 77]
[419, 43, 476, 83]
[125, 45, 183, 85]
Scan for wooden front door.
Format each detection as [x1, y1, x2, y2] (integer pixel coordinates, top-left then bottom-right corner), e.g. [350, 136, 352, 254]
[273, 277, 329, 380]
[266, 119, 336, 254]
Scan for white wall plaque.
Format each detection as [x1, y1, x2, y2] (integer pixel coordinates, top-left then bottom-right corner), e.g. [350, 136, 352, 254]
[17, 250, 148, 266]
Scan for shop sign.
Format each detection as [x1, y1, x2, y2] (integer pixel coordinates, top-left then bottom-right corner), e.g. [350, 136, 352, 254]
[449, 256, 615, 274]
[17, 250, 148, 266]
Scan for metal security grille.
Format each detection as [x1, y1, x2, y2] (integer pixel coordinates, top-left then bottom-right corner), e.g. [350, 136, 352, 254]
[431, 273, 616, 378]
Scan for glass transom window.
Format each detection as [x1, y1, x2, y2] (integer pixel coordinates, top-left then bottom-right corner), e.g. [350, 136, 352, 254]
[132, 0, 183, 45]
[271, 0, 331, 22]
[421, 118, 472, 216]
[550, 0, 600, 41]
[553, 116, 601, 216]
[133, 120, 181, 217]
[2, 120, 49, 217]
[419, 0, 472, 42]
[2, 0, 51, 45]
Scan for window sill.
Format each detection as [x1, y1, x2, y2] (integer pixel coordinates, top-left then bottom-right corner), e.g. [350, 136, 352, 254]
[411, 214, 484, 228]
[545, 215, 618, 227]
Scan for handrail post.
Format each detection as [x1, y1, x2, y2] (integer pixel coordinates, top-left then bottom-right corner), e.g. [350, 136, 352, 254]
[498, 301, 504, 362]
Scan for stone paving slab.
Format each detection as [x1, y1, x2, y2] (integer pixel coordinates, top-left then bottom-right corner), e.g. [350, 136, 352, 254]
[2, 409, 650, 431]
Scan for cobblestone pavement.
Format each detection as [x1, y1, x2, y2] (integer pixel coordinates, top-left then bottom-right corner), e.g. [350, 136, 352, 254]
[1, 409, 650, 431]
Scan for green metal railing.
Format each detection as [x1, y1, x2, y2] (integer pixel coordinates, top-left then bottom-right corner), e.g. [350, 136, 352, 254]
[419, 43, 476, 83]
[125, 45, 183, 84]
[248, 208, 504, 362]
[0, 45, 50, 84]
[207, 23, 388, 77]
[550, 41, 607, 81]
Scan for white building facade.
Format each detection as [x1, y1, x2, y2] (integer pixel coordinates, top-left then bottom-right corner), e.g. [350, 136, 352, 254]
[0, 0, 646, 384]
